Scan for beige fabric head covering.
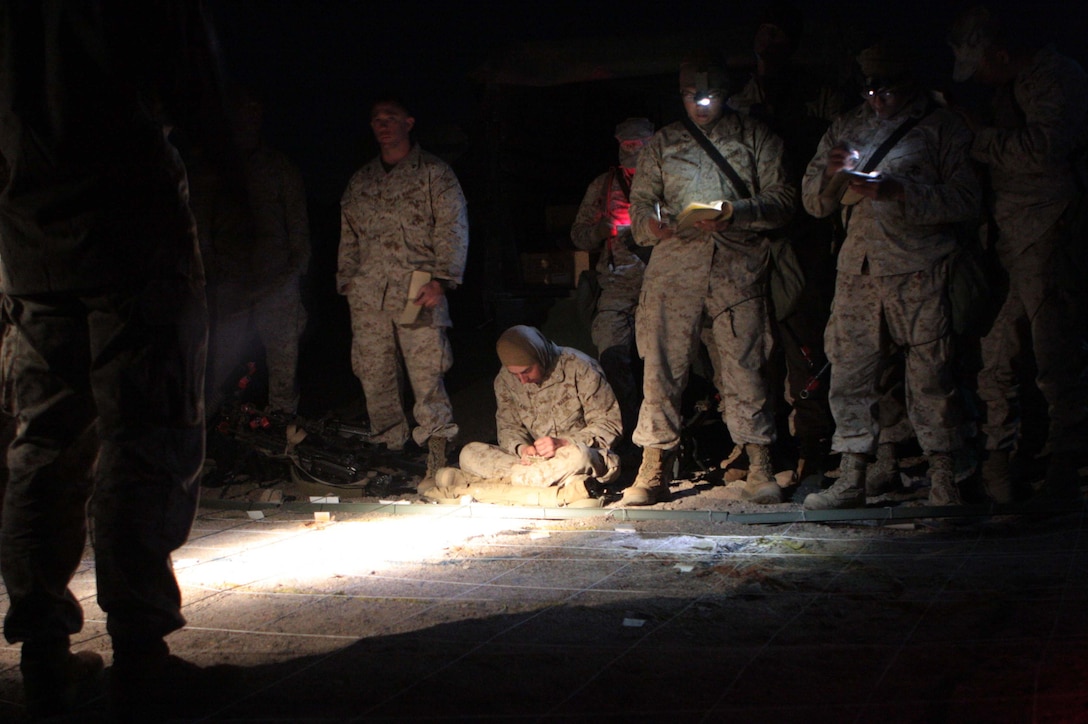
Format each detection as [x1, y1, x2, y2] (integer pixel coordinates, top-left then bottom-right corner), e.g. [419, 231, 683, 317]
[496, 325, 557, 370]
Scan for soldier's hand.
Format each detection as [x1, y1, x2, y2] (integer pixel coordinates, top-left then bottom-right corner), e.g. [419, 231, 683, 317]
[519, 444, 539, 464]
[825, 142, 860, 178]
[694, 201, 733, 232]
[595, 218, 614, 241]
[648, 218, 676, 240]
[848, 175, 904, 202]
[414, 280, 445, 309]
[532, 436, 567, 459]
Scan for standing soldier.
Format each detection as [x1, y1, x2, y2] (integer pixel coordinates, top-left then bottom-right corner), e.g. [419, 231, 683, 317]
[338, 95, 469, 484]
[232, 88, 311, 417]
[800, 42, 981, 510]
[948, 6, 1088, 502]
[570, 117, 654, 443]
[621, 52, 796, 506]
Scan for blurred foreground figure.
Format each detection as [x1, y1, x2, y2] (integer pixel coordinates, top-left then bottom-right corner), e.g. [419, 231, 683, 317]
[0, 1, 236, 719]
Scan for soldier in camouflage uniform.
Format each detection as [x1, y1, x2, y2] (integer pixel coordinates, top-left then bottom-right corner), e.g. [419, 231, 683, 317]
[0, 2, 231, 717]
[338, 96, 468, 480]
[227, 89, 310, 415]
[949, 7, 1088, 502]
[427, 326, 620, 506]
[570, 117, 654, 442]
[801, 43, 981, 510]
[621, 54, 796, 506]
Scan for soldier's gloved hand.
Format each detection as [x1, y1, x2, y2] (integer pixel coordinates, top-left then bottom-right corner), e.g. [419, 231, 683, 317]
[825, 142, 860, 178]
[594, 218, 614, 241]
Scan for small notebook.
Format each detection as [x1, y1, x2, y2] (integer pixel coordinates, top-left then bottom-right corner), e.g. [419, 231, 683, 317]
[398, 270, 432, 324]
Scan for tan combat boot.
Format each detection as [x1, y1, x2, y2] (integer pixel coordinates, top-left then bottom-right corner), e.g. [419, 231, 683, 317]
[980, 449, 1012, 503]
[865, 441, 899, 496]
[424, 436, 450, 480]
[804, 452, 866, 510]
[927, 452, 961, 506]
[722, 443, 782, 504]
[618, 447, 676, 506]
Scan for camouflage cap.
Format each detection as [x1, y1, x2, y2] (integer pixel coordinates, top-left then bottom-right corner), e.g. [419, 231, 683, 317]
[948, 5, 996, 82]
[614, 117, 654, 141]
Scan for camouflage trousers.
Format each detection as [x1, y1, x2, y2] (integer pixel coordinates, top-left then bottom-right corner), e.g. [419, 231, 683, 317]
[207, 277, 306, 415]
[253, 278, 306, 413]
[458, 441, 620, 487]
[636, 279, 775, 450]
[825, 264, 959, 455]
[592, 296, 641, 441]
[349, 307, 457, 449]
[977, 233, 1088, 453]
[0, 279, 207, 647]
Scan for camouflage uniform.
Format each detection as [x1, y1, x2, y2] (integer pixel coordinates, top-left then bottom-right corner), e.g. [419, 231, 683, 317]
[459, 344, 622, 487]
[802, 94, 981, 455]
[728, 71, 845, 460]
[0, 1, 209, 652]
[570, 167, 645, 437]
[629, 113, 795, 450]
[971, 47, 1088, 455]
[244, 146, 310, 413]
[338, 144, 468, 448]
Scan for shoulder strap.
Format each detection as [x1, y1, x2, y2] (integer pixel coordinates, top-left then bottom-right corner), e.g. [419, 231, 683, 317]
[681, 115, 752, 199]
[843, 101, 939, 231]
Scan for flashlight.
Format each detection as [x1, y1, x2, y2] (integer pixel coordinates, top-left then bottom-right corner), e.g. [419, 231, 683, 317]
[694, 71, 712, 107]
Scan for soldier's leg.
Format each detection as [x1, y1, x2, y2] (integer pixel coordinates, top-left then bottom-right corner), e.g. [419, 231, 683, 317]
[86, 277, 208, 652]
[825, 273, 883, 456]
[254, 278, 306, 414]
[976, 272, 1024, 453]
[458, 442, 517, 481]
[632, 292, 702, 451]
[883, 266, 960, 456]
[348, 303, 408, 449]
[399, 323, 458, 447]
[1, 295, 98, 648]
[711, 296, 776, 446]
[1026, 238, 1088, 453]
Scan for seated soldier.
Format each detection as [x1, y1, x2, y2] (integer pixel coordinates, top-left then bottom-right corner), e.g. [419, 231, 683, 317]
[424, 325, 622, 506]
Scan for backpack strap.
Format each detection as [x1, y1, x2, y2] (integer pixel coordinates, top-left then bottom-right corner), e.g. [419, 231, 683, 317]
[681, 115, 752, 199]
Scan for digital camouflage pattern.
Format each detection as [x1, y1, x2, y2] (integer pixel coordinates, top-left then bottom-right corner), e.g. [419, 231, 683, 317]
[802, 93, 980, 455]
[970, 46, 1088, 454]
[338, 144, 468, 448]
[570, 168, 645, 353]
[628, 112, 795, 450]
[245, 145, 310, 413]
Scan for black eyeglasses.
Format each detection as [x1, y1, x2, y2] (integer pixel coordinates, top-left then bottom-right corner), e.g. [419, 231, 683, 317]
[861, 87, 898, 101]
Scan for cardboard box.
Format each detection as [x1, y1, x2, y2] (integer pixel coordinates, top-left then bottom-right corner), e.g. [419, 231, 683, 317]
[520, 250, 590, 287]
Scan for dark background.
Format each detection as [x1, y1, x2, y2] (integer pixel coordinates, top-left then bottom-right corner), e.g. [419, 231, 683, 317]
[203, 0, 1088, 418]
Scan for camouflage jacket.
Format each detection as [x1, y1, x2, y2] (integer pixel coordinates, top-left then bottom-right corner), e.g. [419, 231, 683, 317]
[802, 93, 980, 276]
[245, 145, 310, 288]
[494, 346, 621, 456]
[570, 168, 645, 302]
[970, 45, 1088, 258]
[338, 144, 468, 325]
[629, 112, 795, 306]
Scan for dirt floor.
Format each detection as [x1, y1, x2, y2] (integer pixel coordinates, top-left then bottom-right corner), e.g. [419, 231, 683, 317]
[3, 316, 1088, 721]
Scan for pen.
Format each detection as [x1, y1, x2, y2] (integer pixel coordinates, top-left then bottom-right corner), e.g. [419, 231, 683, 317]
[655, 201, 661, 222]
